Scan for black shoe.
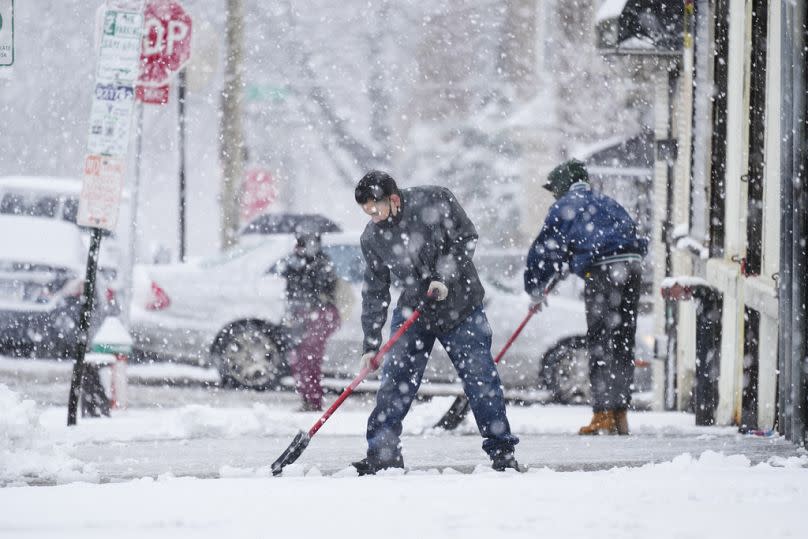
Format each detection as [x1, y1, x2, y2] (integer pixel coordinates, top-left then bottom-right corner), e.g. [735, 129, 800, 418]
[491, 452, 523, 472]
[296, 402, 323, 412]
[351, 455, 404, 476]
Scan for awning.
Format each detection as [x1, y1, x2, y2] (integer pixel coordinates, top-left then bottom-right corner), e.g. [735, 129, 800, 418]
[596, 0, 682, 55]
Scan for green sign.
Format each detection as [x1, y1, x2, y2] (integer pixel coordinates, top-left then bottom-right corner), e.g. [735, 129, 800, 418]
[246, 84, 290, 103]
[0, 0, 13, 67]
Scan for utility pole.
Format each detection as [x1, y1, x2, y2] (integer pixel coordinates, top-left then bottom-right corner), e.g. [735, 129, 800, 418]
[219, 0, 245, 250]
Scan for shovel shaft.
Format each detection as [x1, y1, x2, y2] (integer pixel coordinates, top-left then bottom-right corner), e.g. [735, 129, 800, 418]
[307, 306, 423, 438]
[493, 308, 537, 365]
[433, 272, 567, 431]
[493, 272, 564, 365]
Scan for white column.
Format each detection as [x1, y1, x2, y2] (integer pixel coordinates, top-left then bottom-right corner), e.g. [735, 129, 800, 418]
[755, 0, 782, 431]
[709, 0, 750, 426]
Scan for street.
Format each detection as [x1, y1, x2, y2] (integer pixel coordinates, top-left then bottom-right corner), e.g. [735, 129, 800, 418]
[1, 356, 802, 485]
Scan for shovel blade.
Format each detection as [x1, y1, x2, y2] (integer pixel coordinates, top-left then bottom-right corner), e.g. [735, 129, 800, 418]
[271, 430, 311, 476]
[434, 395, 471, 430]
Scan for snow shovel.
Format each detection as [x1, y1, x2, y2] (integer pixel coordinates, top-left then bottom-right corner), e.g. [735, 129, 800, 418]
[271, 292, 435, 476]
[434, 272, 567, 430]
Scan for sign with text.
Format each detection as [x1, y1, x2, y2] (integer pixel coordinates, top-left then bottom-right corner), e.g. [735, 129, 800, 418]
[96, 8, 143, 84]
[80, 2, 144, 231]
[135, 83, 169, 104]
[88, 82, 136, 155]
[0, 0, 13, 67]
[240, 168, 277, 224]
[139, 0, 192, 86]
[78, 154, 126, 230]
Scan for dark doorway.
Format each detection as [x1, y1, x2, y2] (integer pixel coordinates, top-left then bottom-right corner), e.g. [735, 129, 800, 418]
[709, 0, 729, 257]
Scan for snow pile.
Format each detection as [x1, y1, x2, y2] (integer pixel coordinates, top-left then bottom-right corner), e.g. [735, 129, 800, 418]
[0, 384, 38, 450]
[0, 384, 97, 485]
[1, 451, 806, 539]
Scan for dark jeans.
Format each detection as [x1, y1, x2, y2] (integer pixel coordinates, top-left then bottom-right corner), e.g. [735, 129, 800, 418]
[584, 260, 642, 412]
[366, 305, 518, 463]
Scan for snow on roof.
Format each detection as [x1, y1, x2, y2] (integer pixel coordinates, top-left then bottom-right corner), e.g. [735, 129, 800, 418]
[615, 36, 658, 51]
[596, 0, 628, 23]
[92, 317, 133, 348]
[572, 134, 631, 161]
[0, 215, 85, 272]
[0, 176, 82, 196]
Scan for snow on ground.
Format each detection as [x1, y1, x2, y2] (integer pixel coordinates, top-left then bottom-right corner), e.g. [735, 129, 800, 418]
[1, 360, 807, 538]
[1, 451, 806, 539]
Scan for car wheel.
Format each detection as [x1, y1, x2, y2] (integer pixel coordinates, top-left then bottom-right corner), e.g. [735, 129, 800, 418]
[540, 336, 590, 405]
[213, 321, 288, 390]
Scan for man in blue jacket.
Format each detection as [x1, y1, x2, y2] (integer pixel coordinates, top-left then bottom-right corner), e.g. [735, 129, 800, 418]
[524, 159, 648, 435]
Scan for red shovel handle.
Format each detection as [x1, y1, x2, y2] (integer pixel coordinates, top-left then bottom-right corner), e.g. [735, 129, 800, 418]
[307, 293, 434, 438]
[494, 272, 565, 365]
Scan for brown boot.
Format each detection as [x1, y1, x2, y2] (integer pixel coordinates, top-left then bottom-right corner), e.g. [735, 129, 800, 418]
[578, 410, 618, 435]
[614, 409, 630, 435]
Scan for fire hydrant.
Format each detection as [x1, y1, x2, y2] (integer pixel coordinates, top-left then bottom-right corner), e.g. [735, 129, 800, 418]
[82, 317, 133, 417]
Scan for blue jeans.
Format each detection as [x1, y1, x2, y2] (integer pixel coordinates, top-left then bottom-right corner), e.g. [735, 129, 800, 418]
[366, 305, 519, 463]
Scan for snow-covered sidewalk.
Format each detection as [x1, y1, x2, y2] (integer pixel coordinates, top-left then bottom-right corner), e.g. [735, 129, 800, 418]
[1, 452, 806, 539]
[2, 373, 806, 538]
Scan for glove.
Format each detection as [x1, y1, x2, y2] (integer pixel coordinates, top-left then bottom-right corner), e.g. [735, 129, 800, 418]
[359, 350, 380, 372]
[427, 280, 449, 301]
[529, 293, 548, 312]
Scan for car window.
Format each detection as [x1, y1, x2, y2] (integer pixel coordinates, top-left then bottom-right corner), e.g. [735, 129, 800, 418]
[62, 197, 79, 223]
[0, 192, 59, 218]
[0, 193, 25, 215]
[34, 196, 58, 218]
[323, 244, 366, 283]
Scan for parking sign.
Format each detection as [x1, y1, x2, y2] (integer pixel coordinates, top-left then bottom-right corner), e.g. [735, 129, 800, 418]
[0, 0, 13, 67]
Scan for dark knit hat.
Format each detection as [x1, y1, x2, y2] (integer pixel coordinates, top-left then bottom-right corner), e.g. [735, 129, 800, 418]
[355, 170, 399, 204]
[543, 159, 589, 199]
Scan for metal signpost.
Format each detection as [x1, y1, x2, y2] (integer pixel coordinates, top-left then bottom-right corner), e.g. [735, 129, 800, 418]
[133, 0, 193, 260]
[68, 1, 144, 426]
[120, 0, 192, 332]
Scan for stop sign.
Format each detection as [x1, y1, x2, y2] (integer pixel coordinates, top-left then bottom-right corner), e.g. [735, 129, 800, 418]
[139, 0, 192, 85]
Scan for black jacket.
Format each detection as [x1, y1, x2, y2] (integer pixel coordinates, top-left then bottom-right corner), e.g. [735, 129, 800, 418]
[359, 186, 485, 352]
[282, 250, 337, 312]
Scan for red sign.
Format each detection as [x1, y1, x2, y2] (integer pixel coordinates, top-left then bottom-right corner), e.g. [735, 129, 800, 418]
[136, 84, 170, 104]
[240, 169, 278, 224]
[138, 0, 192, 86]
[78, 154, 126, 231]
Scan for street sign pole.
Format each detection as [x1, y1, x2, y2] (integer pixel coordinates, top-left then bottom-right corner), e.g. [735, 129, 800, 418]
[120, 100, 144, 328]
[67, 227, 104, 426]
[70, 2, 144, 426]
[178, 67, 187, 262]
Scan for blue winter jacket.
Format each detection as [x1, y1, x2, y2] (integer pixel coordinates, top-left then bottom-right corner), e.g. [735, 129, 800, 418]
[524, 182, 648, 295]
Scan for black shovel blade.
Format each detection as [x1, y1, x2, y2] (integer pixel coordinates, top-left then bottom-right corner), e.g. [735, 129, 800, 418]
[434, 395, 471, 430]
[271, 430, 311, 476]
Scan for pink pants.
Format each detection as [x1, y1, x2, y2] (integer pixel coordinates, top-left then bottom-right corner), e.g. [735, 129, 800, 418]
[289, 304, 340, 409]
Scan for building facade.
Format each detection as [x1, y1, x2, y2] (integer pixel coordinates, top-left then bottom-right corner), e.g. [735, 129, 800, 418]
[599, 0, 806, 444]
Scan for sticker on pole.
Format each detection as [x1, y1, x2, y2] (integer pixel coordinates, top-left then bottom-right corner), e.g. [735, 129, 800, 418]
[88, 83, 136, 156]
[78, 154, 126, 231]
[0, 0, 14, 67]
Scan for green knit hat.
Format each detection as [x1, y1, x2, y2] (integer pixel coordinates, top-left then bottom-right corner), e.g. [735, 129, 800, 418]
[543, 159, 589, 199]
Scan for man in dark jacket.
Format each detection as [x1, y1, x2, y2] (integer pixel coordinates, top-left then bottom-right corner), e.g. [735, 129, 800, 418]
[524, 159, 648, 435]
[282, 232, 340, 411]
[352, 170, 519, 474]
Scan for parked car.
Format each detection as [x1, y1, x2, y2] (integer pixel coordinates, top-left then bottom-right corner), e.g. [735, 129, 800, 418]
[0, 215, 108, 358]
[0, 176, 122, 312]
[131, 233, 654, 404]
